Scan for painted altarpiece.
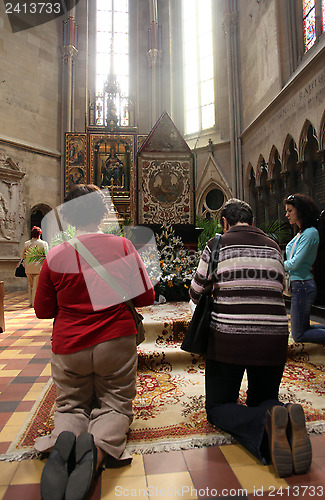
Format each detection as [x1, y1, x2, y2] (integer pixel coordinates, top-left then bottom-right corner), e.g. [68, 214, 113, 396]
[65, 133, 141, 221]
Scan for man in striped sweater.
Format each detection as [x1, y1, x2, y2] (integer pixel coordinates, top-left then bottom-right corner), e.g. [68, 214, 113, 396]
[189, 199, 312, 477]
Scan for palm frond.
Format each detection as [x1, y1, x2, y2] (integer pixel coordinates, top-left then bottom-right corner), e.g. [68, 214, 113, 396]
[25, 246, 46, 264]
[50, 225, 76, 248]
[258, 220, 291, 244]
[196, 216, 222, 251]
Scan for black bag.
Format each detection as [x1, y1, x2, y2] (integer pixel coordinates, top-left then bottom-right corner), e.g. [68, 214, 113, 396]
[126, 299, 145, 346]
[181, 234, 221, 355]
[15, 259, 26, 278]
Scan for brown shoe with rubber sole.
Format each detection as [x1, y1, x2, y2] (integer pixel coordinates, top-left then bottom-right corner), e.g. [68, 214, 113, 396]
[286, 403, 312, 475]
[266, 405, 293, 478]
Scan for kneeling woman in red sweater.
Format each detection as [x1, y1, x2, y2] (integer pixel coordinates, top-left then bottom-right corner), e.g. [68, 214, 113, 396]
[34, 184, 155, 500]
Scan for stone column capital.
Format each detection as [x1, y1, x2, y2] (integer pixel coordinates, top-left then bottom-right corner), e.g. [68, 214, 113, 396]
[147, 48, 163, 68]
[61, 46, 78, 63]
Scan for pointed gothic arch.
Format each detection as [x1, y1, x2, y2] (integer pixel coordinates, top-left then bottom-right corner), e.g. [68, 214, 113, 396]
[30, 203, 52, 243]
[282, 135, 299, 193]
[320, 110, 325, 151]
[256, 155, 268, 187]
[246, 164, 256, 217]
[298, 120, 320, 197]
[299, 120, 318, 160]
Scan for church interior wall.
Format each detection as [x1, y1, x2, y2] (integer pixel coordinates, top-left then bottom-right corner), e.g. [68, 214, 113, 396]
[0, 5, 61, 151]
[0, 4, 62, 291]
[241, 51, 325, 179]
[238, 0, 282, 131]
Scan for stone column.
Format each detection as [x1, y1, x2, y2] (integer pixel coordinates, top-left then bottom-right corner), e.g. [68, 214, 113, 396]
[61, 16, 78, 133]
[223, 1, 243, 198]
[61, 15, 78, 198]
[147, 0, 162, 127]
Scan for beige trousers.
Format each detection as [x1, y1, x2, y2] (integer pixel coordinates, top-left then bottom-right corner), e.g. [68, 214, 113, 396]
[34, 335, 137, 460]
[26, 273, 39, 307]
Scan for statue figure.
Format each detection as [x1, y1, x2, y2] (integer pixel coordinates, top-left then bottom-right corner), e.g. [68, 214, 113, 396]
[101, 149, 124, 188]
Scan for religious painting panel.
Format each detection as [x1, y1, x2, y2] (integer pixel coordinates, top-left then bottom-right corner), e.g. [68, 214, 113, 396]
[65, 133, 87, 194]
[138, 158, 194, 225]
[89, 134, 135, 220]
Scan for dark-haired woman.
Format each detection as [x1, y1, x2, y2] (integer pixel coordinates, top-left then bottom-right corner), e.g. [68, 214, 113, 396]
[284, 194, 325, 344]
[22, 226, 48, 307]
[34, 185, 155, 500]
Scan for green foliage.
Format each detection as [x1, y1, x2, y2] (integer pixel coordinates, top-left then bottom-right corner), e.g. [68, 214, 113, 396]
[50, 225, 76, 248]
[49, 220, 132, 248]
[141, 223, 201, 302]
[258, 220, 291, 244]
[25, 246, 47, 264]
[196, 216, 222, 251]
[102, 217, 133, 238]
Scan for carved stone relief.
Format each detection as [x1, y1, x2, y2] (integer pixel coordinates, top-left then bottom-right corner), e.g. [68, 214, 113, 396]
[0, 149, 26, 248]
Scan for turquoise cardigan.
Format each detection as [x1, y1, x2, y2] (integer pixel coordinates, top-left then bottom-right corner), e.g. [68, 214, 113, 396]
[284, 227, 319, 281]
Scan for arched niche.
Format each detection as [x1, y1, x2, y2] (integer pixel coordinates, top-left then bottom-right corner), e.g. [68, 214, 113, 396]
[30, 204, 52, 243]
[319, 110, 325, 170]
[255, 156, 269, 224]
[246, 164, 256, 218]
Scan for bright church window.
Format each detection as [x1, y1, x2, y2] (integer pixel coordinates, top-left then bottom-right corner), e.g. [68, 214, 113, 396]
[322, 0, 325, 31]
[96, 0, 129, 97]
[303, 0, 316, 51]
[182, 0, 215, 135]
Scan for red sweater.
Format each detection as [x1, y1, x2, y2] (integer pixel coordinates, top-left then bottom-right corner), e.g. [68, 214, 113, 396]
[34, 233, 155, 354]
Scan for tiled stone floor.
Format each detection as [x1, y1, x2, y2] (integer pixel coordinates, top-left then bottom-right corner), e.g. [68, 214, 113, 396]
[0, 291, 325, 499]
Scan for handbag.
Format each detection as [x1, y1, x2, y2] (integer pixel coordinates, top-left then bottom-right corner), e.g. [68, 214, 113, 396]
[181, 233, 221, 355]
[68, 238, 146, 345]
[15, 259, 26, 278]
[283, 233, 300, 297]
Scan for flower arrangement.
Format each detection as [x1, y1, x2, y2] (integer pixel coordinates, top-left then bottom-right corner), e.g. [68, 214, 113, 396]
[142, 223, 201, 302]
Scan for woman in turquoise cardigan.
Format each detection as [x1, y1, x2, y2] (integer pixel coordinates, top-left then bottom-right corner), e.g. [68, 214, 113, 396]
[284, 194, 325, 344]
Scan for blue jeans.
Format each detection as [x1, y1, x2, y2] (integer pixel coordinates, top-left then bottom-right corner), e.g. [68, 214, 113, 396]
[290, 279, 325, 344]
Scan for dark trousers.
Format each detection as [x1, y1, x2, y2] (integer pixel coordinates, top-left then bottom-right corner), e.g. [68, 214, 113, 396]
[205, 359, 285, 464]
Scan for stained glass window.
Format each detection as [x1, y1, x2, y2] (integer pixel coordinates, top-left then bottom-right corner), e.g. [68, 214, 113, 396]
[182, 0, 215, 135]
[322, 0, 325, 32]
[96, 0, 129, 96]
[303, 0, 316, 51]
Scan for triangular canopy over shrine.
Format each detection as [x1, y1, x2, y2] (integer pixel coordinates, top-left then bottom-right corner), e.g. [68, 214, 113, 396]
[139, 111, 192, 155]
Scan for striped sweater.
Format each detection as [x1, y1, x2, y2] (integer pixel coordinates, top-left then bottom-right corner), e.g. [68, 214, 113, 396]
[189, 225, 289, 366]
